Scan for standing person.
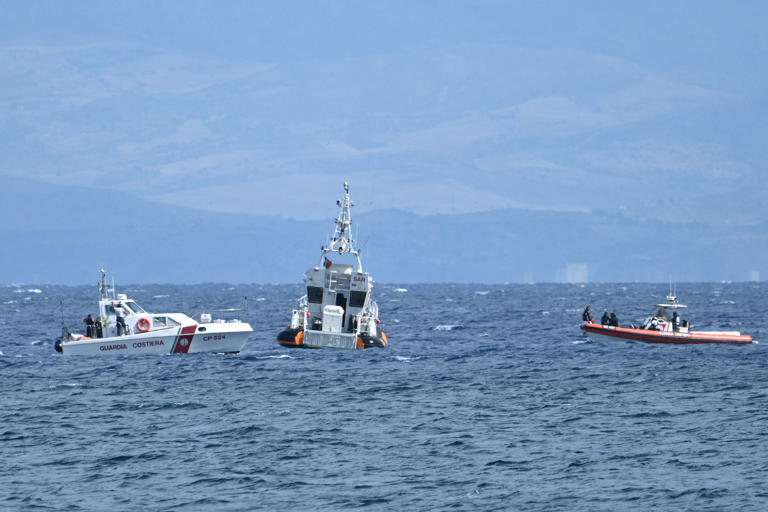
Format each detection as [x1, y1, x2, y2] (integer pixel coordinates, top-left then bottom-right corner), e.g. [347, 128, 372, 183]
[83, 314, 95, 337]
[601, 311, 610, 325]
[94, 317, 104, 338]
[610, 312, 619, 327]
[582, 306, 594, 323]
[671, 311, 680, 331]
[115, 305, 127, 336]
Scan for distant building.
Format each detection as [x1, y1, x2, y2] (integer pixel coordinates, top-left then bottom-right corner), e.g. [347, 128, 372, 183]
[749, 269, 760, 282]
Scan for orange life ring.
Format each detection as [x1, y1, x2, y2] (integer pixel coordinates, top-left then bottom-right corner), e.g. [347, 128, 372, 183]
[136, 317, 151, 332]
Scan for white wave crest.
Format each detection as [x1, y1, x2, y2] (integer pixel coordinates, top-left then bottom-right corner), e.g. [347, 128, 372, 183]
[433, 324, 462, 331]
[394, 288, 408, 293]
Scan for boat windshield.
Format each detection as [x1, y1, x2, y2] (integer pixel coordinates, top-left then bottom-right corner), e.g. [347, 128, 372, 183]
[654, 308, 669, 321]
[124, 301, 146, 314]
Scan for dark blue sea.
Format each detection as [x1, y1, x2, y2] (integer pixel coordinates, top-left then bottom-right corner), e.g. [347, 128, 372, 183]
[1, 282, 766, 511]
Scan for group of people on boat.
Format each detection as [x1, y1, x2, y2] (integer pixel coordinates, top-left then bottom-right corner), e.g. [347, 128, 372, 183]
[82, 314, 104, 338]
[583, 305, 687, 332]
[645, 310, 685, 331]
[82, 301, 130, 338]
[582, 306, 620, 326]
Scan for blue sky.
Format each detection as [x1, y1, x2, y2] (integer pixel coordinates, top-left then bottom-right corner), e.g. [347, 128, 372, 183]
[1, 1, 766, 221]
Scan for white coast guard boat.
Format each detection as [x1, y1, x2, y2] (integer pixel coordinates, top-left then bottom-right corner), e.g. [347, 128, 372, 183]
[277, 182, 387, 349]
[55, 269, 253, 355]
[581, 294, 754, 345]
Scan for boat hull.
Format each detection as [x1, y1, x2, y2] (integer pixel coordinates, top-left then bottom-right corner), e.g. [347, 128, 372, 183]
[277, 328, 387, 349]
[581, 323, 754, 345]
[59, 322, 252, 355]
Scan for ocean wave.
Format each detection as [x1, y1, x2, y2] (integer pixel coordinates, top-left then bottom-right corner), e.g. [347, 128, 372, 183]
[433, 324, 463, 331]
[48, 382, 83, 389]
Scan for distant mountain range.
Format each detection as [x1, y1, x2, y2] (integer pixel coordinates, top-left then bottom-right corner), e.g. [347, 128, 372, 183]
[2, 176, 765, 284]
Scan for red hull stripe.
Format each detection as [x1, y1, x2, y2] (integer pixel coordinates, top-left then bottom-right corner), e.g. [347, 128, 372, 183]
[581, 324, 752, 345]
[173, 325, 197, 354]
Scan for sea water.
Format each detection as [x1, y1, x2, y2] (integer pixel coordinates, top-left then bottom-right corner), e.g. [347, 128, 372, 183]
[1, 282, 766, 510]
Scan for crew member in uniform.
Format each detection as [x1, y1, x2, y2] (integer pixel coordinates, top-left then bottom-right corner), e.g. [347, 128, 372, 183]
[83, 314, 95, 337]
[671, 311, 680, 331]
[115, 304, 128, 336]
[94, 317, 104, 338]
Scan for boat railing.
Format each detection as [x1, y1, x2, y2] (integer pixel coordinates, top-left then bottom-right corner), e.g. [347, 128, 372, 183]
[192, 308, 245, 323]
[325, 270, 338, 293]
[366, 300, 379, 320]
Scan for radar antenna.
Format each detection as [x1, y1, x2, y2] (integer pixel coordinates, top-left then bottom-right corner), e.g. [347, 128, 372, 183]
[320, 182, 363, 272]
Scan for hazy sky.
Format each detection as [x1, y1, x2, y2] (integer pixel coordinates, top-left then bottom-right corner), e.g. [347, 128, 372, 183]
[1, 1, 766, 220]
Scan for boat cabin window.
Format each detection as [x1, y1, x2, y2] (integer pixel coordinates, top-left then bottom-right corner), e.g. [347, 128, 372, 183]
[654, 309, 669, 321]
[153, 316, 180, 327]
[349, 291, 367, 308]
[307, 286, 324, 304]
[124, 301, 146, 314]
[105, 305, 116, 316]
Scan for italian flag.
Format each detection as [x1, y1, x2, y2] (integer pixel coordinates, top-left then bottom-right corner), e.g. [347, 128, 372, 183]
[324, 257, 332, 269]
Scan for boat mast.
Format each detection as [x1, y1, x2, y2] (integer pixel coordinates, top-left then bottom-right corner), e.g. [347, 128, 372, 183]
[98, 268, 114, 301]
[320, 182, 363, 272]
[59, 299, 69, 340]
